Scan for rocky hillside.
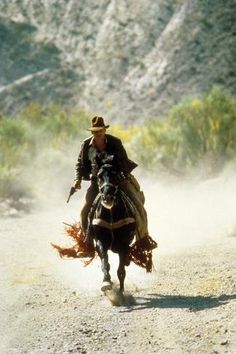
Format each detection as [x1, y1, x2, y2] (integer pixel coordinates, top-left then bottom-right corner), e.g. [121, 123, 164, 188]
[0, 0, 235, 122]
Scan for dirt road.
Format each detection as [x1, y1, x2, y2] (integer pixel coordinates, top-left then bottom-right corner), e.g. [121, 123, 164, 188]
[1, 177, 236, 354]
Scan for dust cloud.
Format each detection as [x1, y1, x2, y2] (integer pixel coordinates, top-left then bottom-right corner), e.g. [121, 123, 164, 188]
[143, 170, 236, 256]
[11, 141, 236, 293]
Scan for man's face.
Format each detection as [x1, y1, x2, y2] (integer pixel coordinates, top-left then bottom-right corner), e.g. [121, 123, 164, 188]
[92, 128, 106, 139]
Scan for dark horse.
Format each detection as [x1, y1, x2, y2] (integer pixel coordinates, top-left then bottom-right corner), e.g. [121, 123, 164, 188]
[89, 156, 136, 293]
[52, 155, 157, 294]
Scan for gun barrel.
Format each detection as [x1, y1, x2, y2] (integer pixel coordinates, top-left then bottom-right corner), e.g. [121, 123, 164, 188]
[67, 187, 76, 203]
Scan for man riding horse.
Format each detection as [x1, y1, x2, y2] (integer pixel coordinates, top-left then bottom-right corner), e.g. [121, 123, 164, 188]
[72, 116, 152, 257]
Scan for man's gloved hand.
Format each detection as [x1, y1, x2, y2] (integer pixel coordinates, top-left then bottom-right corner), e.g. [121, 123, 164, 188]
[73, 179, 81, 190]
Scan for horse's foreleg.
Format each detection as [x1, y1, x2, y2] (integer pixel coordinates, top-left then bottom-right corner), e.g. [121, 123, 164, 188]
[118, 253, 126, 293]
[96, 240, 112, 291]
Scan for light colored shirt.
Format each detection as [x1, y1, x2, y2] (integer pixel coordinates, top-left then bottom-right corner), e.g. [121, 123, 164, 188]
[88, 137, 108, 176]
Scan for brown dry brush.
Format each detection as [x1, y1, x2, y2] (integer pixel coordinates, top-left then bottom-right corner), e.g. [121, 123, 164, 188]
[52, 223, 157, 271]
[128, 235, 158, 272]
[51, 222, 96, 266]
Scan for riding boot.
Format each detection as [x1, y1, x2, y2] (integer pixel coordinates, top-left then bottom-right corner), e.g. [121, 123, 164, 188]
[119, 176, 149, 240]
[78, 181, 98, 257]
[120, 176, 157, 252]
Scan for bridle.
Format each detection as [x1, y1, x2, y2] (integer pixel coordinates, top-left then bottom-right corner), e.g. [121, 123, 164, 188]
[97, 164, 119, 208]
[99, 181, 118, 194]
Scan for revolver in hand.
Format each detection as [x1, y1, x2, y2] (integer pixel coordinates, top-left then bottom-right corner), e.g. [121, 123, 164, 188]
[66, 180, 81, 203]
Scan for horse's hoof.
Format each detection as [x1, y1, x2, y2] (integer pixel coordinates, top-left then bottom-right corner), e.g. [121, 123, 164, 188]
[101, 281, 112, 292]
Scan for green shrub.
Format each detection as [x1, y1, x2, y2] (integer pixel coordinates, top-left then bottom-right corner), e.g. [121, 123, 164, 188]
[1, 87, 235, 200]
[129, 87, 236, 175]
[0, 104, 90, 199]
[168, 87, 236, 169]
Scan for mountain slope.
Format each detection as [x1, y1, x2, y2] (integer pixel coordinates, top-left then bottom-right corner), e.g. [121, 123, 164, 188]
[0, 0, 235, 122]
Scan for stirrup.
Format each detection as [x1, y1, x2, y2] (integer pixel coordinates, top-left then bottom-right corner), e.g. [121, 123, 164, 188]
[142, 235, 158, 250]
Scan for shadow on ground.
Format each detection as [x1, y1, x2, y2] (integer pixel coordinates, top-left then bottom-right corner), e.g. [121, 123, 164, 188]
[121, 293, 236, 312]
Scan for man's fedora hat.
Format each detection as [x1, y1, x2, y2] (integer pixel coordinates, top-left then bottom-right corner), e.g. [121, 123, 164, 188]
[87, 116, 110, 131]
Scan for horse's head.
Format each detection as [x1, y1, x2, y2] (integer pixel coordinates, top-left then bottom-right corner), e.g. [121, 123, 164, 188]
[97, 155, 119, 209]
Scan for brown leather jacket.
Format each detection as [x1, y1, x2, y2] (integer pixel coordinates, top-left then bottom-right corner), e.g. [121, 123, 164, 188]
[75, 134, 138, 181]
